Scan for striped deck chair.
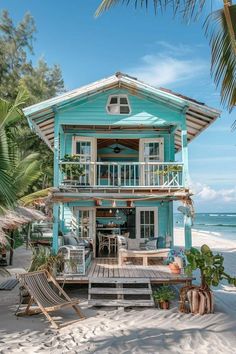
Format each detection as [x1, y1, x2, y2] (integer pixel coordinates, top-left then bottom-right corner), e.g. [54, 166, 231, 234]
[16, 270, 85, 329]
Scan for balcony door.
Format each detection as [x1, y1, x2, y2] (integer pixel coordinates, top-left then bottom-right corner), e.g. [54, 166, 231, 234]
[72, 137, 96, 185]
[139, 138, 164, 186]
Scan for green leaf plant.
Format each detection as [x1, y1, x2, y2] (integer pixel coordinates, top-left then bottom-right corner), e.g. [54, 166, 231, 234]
[185, 244, 236, 289]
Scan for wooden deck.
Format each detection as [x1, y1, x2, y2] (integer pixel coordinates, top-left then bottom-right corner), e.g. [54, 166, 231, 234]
[56, 258, 193, 285]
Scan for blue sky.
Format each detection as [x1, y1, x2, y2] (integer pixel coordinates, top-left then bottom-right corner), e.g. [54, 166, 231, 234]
[2, 0, 236, 212]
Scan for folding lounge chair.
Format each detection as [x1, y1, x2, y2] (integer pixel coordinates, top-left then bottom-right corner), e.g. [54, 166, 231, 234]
[16, 270, 85, 329]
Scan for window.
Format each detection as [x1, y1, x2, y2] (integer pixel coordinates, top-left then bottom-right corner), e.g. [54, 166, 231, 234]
[140, 210, 155, 239]
[106, 95, 131, 115]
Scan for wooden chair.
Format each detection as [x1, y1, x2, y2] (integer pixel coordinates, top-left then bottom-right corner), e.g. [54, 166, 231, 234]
[16, 270, 85, 329]
[98, 233, 109, 255]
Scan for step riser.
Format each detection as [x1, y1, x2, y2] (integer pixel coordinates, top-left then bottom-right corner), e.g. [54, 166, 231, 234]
[88, 300, 154, 307]
[88, 279, 154, 307]
[90, 288, 152, 295]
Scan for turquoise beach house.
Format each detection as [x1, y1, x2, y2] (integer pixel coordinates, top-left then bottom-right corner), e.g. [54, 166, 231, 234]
[23, 72, 220, 261]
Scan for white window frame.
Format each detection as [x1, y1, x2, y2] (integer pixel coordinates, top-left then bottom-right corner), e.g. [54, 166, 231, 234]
[106, 95, 131, 115]
[139, 138, 164, 186]
[73, 207, 96, 241]
[72, 136, 97, 185]
[136, 207, 158, 241]
[139, 138, 164, 162]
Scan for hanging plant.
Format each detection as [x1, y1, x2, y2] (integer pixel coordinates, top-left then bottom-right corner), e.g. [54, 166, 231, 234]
[60, 155, 85, 180]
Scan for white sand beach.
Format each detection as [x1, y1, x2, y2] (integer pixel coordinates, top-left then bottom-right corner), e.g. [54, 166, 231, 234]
[0, 229, 236, 354]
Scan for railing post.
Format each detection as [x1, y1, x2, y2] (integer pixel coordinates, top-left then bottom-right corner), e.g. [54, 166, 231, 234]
[118, 164, 121, 186]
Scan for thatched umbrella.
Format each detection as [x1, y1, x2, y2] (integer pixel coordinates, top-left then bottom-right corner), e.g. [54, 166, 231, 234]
[0, 207, 47, 265]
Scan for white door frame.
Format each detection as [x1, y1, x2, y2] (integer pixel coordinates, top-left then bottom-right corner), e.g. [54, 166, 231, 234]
[72, 136, 97, 185]
[139, 138, 164, 186]
[136, 207, 158, 242]
[73, 206, 96, 246]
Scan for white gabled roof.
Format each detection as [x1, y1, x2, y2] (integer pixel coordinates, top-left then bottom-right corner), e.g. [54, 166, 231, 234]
[23, 72, 221, 151]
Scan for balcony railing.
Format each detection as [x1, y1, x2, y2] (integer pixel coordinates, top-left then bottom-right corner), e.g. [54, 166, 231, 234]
[59, 161, 184, 189]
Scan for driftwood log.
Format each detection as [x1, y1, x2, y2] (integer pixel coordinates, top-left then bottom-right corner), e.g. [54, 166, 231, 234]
[179, 285, 214, 315]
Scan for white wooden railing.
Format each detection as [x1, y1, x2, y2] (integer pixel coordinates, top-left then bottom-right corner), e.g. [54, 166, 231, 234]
[59, 161, 184, 188]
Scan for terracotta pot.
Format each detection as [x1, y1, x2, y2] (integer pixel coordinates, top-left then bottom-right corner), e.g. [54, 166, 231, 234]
[169, 263, 181, 274]
[159, 301, 170, 310]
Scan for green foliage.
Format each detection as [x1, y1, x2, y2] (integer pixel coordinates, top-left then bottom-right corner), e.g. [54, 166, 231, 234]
[153, 286, 175, 302]
[185, 244, 236, 288]
[0, 89, 28, 212]
[28, 246, 63, 274]
[61, 155, 85, 180]
[0, 10, 65, 195]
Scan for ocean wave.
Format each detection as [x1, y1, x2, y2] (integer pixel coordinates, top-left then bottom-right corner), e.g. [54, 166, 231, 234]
[192, 229, 221, 236]
[195, 223, 236, 227]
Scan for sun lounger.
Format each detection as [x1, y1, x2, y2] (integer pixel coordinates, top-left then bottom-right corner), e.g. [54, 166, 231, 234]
[16, 270, 85, 329]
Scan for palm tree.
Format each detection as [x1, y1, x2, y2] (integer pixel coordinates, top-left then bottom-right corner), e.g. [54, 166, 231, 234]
[0, 90, 45, 213]
[96, 0, 236, 112]
[0, 90, 28, 212]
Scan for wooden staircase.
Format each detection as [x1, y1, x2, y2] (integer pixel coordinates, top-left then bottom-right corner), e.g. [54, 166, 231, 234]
[88, 278, 154, 307]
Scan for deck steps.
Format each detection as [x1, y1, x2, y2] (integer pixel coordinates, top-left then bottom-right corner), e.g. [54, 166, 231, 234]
[88, 278, 154, 308]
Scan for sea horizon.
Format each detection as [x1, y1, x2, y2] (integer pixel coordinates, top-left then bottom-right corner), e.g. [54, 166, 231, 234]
[174, 212, 236, 241]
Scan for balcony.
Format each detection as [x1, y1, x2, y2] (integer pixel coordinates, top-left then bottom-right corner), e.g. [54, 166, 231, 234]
[59, 161, 184, 189]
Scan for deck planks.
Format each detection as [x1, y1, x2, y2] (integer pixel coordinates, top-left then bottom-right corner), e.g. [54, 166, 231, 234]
[57, 257, 193, 285]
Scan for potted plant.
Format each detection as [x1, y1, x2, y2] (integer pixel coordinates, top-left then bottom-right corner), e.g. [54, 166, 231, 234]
[153, 286, 175, 309]
[180, 244, 236, 315]
[60, 154, 85, 181]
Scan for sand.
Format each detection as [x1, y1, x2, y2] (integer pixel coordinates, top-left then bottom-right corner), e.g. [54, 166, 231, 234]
[0, 229, 236, 354]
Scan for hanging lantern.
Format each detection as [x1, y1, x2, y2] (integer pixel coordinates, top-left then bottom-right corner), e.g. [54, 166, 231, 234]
[95, 199, 102, 206]
[112, 200, 116, 208]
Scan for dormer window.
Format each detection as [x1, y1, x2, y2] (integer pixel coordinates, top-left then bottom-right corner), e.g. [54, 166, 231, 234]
[106, 95, 131, 115]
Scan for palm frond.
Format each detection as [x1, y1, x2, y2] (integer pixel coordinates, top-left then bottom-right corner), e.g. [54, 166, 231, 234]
[20, 188, 53, 206]
[12, 153, 42, 197]
[0, 89, 28, 129]
[205, 7, 236, 111]
[95, 0, 209, 18]
[95, 0, 167, 17]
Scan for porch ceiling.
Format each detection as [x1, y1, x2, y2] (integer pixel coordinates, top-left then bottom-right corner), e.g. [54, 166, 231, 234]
[97, 138, 139, 151]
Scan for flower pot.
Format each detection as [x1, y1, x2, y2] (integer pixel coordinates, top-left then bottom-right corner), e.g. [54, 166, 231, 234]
[159, 301, 170, 310]
[169, 263, 181, 274]
[174, 256, 183, 269]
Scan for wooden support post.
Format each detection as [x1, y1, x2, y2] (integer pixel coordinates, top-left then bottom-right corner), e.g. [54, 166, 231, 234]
[184, 214, 192, 250]
[52, 203, 59, 254]
[181, 121, 189, 188]
[26, 223, 31, 249]
[9, 230, 14, 266]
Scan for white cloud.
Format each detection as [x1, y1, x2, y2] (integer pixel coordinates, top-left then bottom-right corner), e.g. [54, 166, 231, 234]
[128, 43, 207, 87]
[191, 182, 236, 203]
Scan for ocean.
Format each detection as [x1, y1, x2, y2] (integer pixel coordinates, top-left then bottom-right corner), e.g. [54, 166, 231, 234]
[174, 213, 236, 241]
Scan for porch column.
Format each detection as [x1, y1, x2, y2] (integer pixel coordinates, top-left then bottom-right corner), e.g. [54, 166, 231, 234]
[181, 122, 189, 188]
[54, 113, 59, 188]
[52, 203, 59, 254]
[184, 213, 192, 250]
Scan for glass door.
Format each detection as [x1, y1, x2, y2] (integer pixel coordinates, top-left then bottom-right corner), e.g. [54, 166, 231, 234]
[136, 207, 158, 242]
[73, 207, 95, 241]
[139, 138, 164, 186]
[72, 137, 96, 185]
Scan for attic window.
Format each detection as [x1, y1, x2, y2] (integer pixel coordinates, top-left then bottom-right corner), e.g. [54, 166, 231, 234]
[106, 95, 131, 115]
